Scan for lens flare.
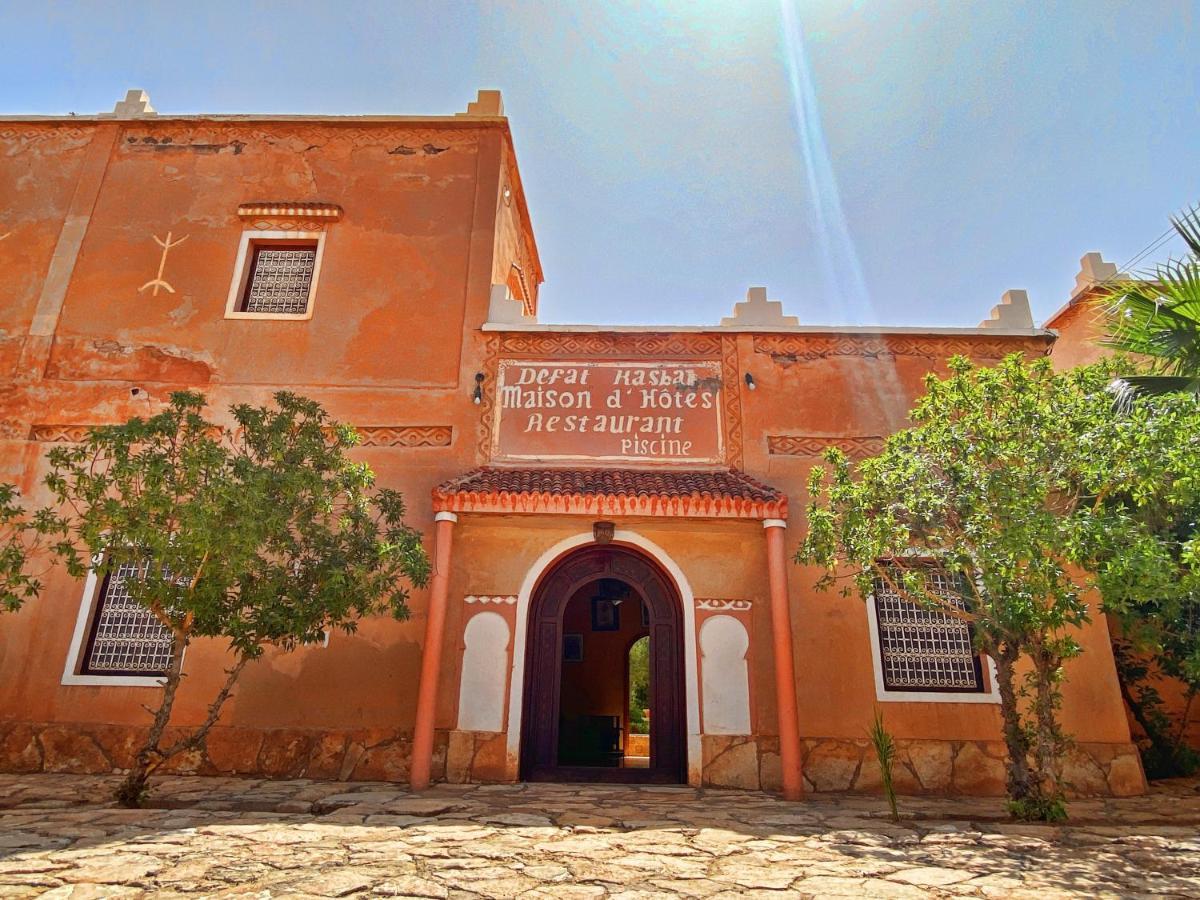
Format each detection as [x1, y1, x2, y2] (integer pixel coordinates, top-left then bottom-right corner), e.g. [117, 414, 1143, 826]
[779, 0, 871, 322]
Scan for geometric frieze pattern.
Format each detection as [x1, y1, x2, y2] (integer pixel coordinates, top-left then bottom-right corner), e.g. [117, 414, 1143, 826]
[752, 333, 1049, 362]
[767, 435, 885, 459]
[30, 424, 453, 448]
[248, 220, 331, 233]
[719, 334, 745, 470]
[696, 598, 752, 611]
[28, 424, 103, 443]
[496, 332, 724, 359]
[354, 426, 452, 448]
[0, 126, 93, 149]
[464, 595, 518, 605]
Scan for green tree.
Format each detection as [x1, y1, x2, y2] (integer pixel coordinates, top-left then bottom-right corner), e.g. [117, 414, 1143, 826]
[37, 391, 430, 806]
[1086, 390, 1200, 777]
[0, 483, 51, 612]
[800, 355, 1198, 820]
[1092, 206, 1200, 773]
[628, 635, 650, 733]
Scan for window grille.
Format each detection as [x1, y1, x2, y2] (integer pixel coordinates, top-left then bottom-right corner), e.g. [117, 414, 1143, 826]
[872, 566, 983, 692]
[82, 559, 176, 676]
[241, 244, 317, 314]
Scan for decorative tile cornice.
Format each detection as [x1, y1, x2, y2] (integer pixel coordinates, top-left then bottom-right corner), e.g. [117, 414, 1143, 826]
[767, 435, 885, 459]
[238, 202, 342, 220]
[465, 595, 517, 605]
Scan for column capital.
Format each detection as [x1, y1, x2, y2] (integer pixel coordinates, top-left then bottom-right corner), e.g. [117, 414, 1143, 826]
[434, 511, 459, 524]
[762, 518, 787, 530]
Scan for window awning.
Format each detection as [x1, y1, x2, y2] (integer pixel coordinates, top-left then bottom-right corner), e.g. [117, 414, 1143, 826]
[432, 467, 787, 520]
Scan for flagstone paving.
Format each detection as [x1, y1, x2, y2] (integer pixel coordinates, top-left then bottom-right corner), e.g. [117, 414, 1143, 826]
[0, 774, 1198, 898]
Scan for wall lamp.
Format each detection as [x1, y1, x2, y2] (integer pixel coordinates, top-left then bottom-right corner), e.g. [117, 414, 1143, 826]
[744, 372, 757, 391]
[472, 372, 485, 405]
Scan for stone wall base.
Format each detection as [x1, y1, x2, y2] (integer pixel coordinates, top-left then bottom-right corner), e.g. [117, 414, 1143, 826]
[3, 722, 1146, 797]
[0, 721, 447, 783]
[701, 734, 1146, 797]
[444, 730, 514, 784]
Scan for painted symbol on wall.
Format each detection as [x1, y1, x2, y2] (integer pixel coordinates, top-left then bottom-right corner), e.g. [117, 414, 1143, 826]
[138, 231, 188, 296]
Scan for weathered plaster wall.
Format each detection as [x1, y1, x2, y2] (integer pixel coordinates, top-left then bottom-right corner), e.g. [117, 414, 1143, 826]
[0, 116, 516, 751]
[1046, 299, 1111, 370]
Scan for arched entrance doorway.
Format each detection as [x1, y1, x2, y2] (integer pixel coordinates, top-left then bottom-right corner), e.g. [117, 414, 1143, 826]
[519, 544, 686, 783]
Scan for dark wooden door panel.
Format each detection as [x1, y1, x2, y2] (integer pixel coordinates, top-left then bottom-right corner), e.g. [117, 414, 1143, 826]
[520, 545, 687, 784]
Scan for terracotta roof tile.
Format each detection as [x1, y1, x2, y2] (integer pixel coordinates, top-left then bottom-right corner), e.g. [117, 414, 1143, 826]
[433, 468, 786, 520]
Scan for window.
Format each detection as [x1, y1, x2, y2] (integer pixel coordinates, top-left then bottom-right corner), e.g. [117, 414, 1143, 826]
[62, 558, 178, 686]
[870, 564, 986, 696]
[240, 243, 318, 314]
[224, 229, 326, 320]
[81, 559, 176, 676]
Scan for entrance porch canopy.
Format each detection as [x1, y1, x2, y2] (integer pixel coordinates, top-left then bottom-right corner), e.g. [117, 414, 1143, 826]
[431, 467, 787, 520]
[414, 466, 802, 800]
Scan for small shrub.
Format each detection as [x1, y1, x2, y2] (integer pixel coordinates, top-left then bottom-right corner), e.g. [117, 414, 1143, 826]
[868, 709, 899, 822]
[1007, 793, 1068, 823]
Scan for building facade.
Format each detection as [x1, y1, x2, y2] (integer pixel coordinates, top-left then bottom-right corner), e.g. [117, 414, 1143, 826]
[0, 91, 1145, 797]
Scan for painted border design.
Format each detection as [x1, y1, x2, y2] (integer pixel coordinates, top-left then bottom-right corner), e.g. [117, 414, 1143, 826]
[696, 598, 752, 611]
[767, 435, 885, 459]
[356, 426, 452, 448]
[28, 424, 103, 443]
[465, 595, 517, 605]
[753, 333, 1051, 362]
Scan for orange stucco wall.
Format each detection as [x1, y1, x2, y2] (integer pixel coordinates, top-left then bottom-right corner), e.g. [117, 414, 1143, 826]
[0, 109, 1143, 795]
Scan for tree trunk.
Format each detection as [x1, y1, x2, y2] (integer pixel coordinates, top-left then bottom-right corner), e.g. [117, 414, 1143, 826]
[1029, 644, 1065, 801]
[992, 641, 1033, 802]
[115, 652, 252, 808]
[116, 646, 186, 807]
[1172, 687, 1197, 755]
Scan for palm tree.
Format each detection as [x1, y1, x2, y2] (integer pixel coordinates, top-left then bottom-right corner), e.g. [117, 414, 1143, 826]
[1097, 206, 1200, 405]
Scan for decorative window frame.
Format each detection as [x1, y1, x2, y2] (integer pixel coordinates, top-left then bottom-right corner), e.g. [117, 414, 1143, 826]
[864, 565, 1000, 705]
[61, 561, 182, 688]
[223, 229, 327, 321]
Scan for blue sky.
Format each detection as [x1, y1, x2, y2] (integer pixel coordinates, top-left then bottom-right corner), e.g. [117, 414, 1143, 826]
[2, 1, 1197, 327]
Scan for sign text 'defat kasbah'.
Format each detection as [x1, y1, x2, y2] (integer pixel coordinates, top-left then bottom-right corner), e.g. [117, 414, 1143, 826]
[492, 360, 724, 464]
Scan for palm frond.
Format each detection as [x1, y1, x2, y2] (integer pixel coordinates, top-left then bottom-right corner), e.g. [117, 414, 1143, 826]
[1108, 374, 1200, 413]
[1171, 204, 1200, 260]
[1098, 259, 1200, 375]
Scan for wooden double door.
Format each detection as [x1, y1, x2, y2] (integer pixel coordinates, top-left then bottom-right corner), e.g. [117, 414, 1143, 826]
[520, 544, 686, 784]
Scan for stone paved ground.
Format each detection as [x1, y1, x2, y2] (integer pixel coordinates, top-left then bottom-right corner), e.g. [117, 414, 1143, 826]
[1, 774, 1198, 899]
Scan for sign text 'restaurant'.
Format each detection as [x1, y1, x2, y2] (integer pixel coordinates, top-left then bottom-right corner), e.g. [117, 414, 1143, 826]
[492, 360, 724, 464]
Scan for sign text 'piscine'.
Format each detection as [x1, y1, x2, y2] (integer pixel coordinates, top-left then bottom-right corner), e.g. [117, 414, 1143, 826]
[492, 360, 724, 464]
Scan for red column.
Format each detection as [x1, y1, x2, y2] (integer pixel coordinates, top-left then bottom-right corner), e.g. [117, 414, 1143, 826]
[410, 511, 457, 791]
[765, 518, 804, 800]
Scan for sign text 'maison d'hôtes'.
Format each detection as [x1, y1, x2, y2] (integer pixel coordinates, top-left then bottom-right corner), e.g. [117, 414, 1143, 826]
[493, 361, 724, 463]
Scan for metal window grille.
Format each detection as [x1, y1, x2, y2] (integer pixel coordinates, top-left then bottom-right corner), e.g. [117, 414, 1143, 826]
[872, 566, 982, 692]
[241, 245, 317, 314]
[82, 560, 175, 676]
